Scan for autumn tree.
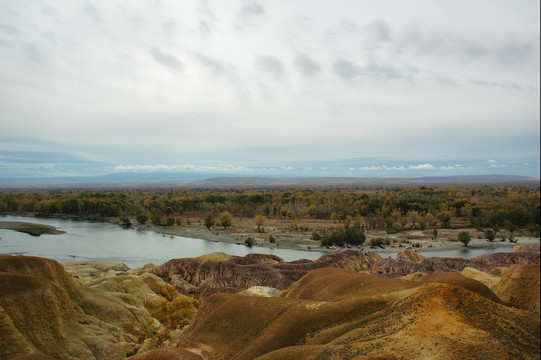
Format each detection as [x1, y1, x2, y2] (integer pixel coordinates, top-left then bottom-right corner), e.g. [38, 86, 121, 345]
[254, 214, 266, 232]
[204, 212, 215, 230]
[219, 212, 233, 229]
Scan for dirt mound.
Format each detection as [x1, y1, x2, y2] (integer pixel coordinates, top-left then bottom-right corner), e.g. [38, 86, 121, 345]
[493, 264, 540, 313]
[157, 267, 540, 360]
[152, 250, 382, 298]
[419, 272, 502, 303]
[0, 256, 199, 360]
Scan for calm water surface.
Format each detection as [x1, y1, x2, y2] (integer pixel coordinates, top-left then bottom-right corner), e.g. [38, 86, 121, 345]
[0, 215, 513, 268]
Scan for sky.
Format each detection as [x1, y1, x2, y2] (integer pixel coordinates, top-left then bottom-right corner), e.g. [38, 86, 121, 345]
[0, 0, 539, 179]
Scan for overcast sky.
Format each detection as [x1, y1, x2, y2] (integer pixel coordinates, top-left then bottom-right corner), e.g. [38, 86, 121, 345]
[0, 0, 539, 179]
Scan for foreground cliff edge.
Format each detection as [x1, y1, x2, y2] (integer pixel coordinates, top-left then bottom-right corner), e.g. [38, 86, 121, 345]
[1, 247, 539, 360]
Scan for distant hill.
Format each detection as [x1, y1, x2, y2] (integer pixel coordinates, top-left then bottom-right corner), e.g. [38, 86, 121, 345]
[0, 173, 538, 189]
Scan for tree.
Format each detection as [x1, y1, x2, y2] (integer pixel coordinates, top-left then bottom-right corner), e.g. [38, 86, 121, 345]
[136, 213, 148, 225]
[433, 228, 438, 240]
[254, 214, 266, 232]
[165, 217, 175, 227]
[204, 212, 215, 230]
[458, 231, 471, 246]
[219, 212, 233, 230]
[244, 236, 254, 247]
[484, 229, 495, 242]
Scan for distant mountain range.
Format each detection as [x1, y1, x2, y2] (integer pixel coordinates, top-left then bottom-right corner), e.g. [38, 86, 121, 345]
[0, 173, 538, 189]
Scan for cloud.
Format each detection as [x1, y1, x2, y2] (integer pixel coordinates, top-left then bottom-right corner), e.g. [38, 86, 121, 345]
[355, 165, 406, 171]
[114, 164, 249, 173]
[195, 53, 228, 75]
[149, 47, 182, 70]
[488, 159, 497, 163]
[82, 1, 101, 22]
[333, 58, 361, 80]
[256, 55, 285, 78]
[295, 55, 322, 76]
[240, 2, 265, 16]
[281, 165, 295, 171]
[409, 163, 436, 170]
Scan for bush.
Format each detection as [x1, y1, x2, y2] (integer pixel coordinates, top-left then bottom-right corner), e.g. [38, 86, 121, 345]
[311, 231, 321, 241]
[268, 234, 276, 243]
[245, 237, 254, 247]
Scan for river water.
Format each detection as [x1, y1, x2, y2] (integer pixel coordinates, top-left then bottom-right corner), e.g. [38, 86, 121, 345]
[0, 215, 513, 268]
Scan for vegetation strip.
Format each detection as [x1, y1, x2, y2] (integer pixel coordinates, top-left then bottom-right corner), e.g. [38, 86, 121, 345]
[0, 221, 65, 236]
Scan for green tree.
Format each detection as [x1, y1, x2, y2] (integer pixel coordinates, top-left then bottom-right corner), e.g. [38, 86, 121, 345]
[484, 229, 495, 242]
[244, 236, 254, 247]
[458, 231, 471, 246]
[204, 212, 215, 230]
[433, 228, 438, 240]
[165, 217, 175, 227]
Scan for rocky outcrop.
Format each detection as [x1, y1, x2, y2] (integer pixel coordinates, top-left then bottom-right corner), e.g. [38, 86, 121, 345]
[0, 256, 199, 360]
[61, 260, 130, 281]
[152, 250, 382, 298]
[135, 267, 540, 360]
[395, 249, 426, 263]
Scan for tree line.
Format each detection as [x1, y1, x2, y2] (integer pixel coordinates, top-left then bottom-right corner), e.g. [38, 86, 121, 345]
[0, 185, 539, 235]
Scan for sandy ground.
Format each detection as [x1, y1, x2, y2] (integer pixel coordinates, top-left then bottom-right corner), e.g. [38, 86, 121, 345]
[131, 217, 541, 255]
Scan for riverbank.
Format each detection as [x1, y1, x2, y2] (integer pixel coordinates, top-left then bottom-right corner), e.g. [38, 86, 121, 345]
[131, 220, 540, 255]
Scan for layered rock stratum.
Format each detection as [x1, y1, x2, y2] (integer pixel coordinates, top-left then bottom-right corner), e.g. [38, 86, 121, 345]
[133, 267, 540, 360]
[151, 250, 382, 299]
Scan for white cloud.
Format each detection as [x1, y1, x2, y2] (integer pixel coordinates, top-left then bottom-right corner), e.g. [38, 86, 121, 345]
[409, 163, 436, 170]
[488, 159, 497, 163]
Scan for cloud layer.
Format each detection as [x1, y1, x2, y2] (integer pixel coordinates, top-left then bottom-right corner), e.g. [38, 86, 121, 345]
[0, 0, 539, 178]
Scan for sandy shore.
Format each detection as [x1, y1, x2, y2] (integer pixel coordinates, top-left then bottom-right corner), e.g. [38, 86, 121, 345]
[131, 221, 540, 255]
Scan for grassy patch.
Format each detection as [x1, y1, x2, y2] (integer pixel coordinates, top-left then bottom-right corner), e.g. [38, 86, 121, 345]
[0, 221, 65, 237]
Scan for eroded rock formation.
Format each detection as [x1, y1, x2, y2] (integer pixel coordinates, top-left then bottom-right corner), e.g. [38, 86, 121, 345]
[152, 250, 382, 298]
[372, 248, 540, 276]
[0, 256, 198, 360]
[132, 267, 540, 360]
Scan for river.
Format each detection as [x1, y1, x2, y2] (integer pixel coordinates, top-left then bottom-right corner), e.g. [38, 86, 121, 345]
[0, 215, 513, 268]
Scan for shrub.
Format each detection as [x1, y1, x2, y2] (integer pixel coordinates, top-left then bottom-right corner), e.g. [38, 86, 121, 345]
[268, 234, 276, 243]
[245, 237, 254, 247]
[458, 231, 471, 246]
